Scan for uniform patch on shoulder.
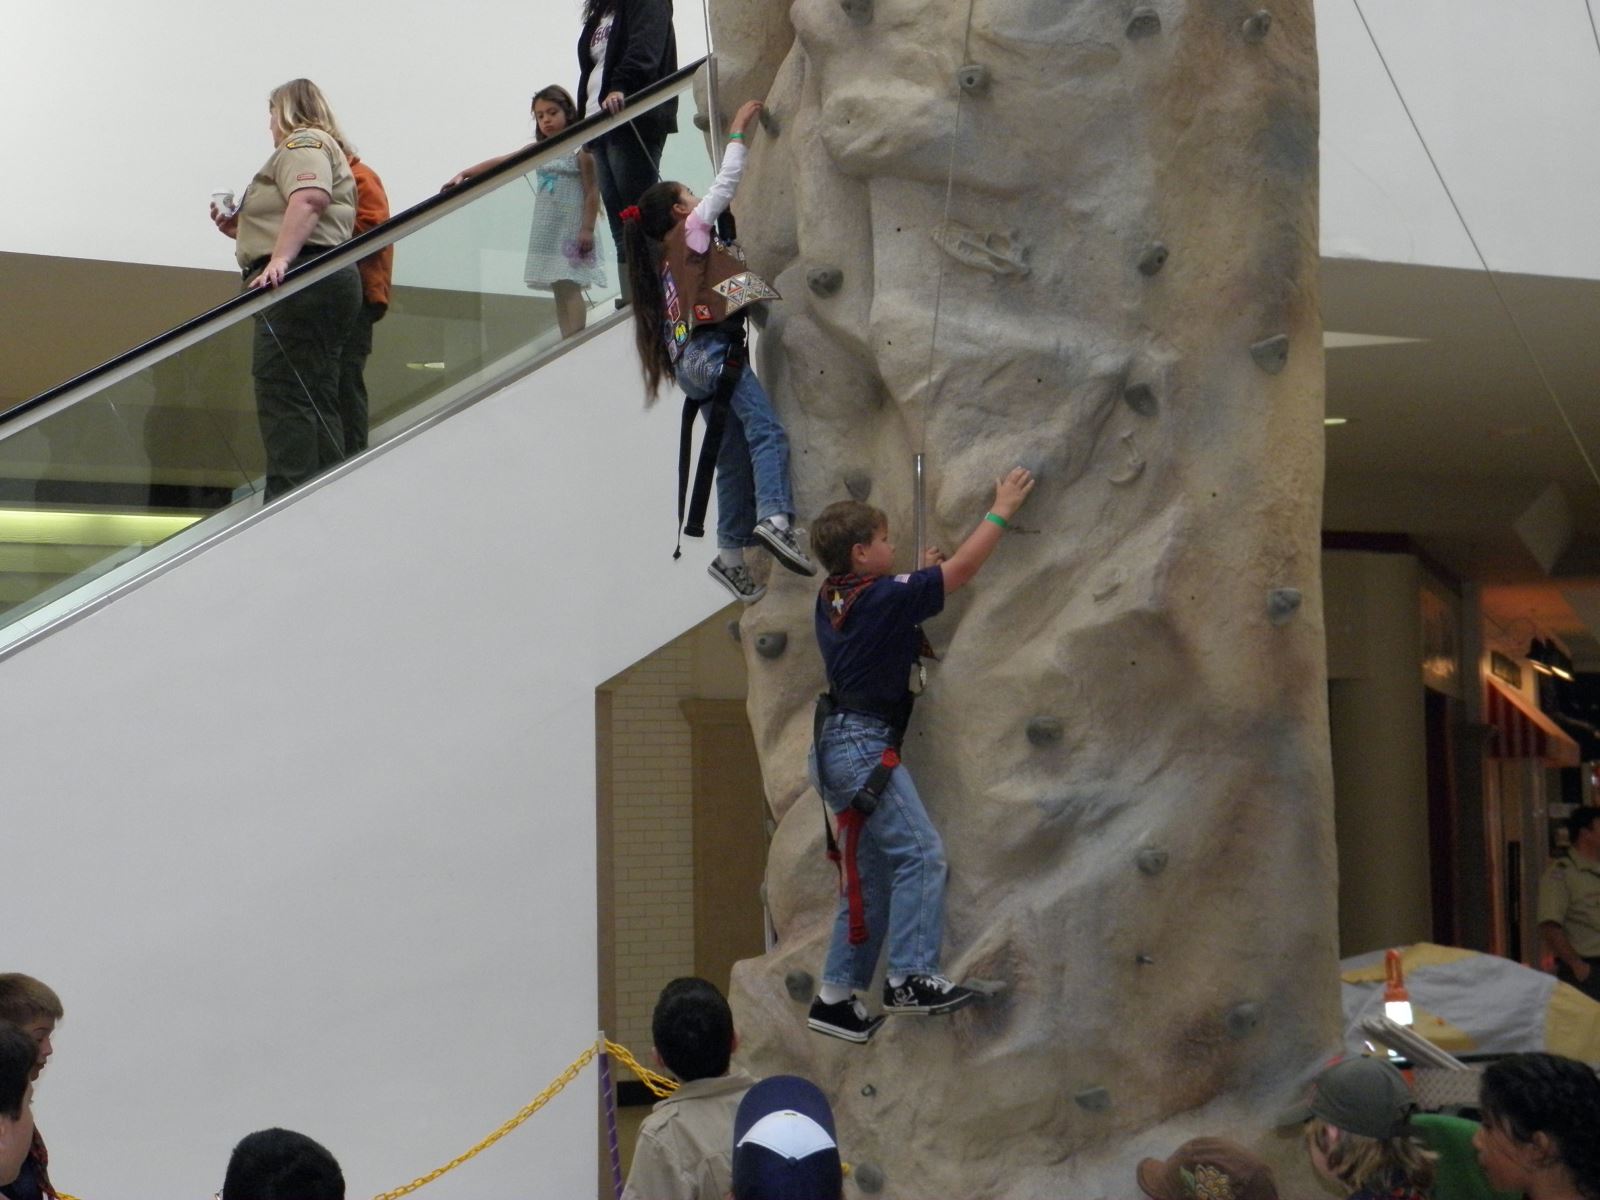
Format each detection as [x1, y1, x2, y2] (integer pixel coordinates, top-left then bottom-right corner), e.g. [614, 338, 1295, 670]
[893, 573, 911, 583]
[283, 134, 324, 150]
[296, 172, 318, 181]
[693, 303, 713, 321]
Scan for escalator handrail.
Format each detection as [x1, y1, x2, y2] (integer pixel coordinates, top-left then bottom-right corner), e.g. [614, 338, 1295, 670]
[0, 57, 708, 437]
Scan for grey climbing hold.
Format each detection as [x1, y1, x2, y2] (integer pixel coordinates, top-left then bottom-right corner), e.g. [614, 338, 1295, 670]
[956, 63, 991, 94]
[861, 1083, 877, 1097]
[1123, 382, 1158, 417]
[692, 112, 710, 132]
[1268, 588, 1303, 625]
[807, 266, 844, 297]
[1026, 716, 1063, 746]
[1242, 10, 1272, 42]
[840, 0, 872, 25]
[784, 970, 815, 1003]
[726, 620, 742, 644]
[1250, 334, 1290, 375]
[755, 631, 788, 659]
[931, 222, 1030, 277]
[965, 978, 1008, 1000]
[1136, 953, 1155, 966]
[758, 107, 780, 136]
[1226, 1001, 1264, 1038]
[855, 1164, 886, 1194]
[843, 470, 872, 501]
[1108, 431, 1146, 486]
[1126, 7, 1161, 38]
[1136, 847, 1169, 876]
[1074, 1087, 1113, 1113]
[1035, 794, 1070, 820]
[1138, 241, 1169, 276]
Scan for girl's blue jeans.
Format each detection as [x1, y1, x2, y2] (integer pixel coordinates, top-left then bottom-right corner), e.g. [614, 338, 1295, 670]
[676, 326, 795, 550]
[809, 710, 949, 990]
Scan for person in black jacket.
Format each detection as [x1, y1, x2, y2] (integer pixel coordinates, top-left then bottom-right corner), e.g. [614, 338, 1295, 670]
[576, 0, 678, 299]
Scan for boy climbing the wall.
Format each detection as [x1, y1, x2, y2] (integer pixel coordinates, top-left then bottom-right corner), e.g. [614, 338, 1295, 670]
[806, 466, 1035, 1043]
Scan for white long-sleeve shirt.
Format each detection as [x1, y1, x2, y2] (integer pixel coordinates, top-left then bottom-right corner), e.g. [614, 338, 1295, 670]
[685, 142, 745, 255]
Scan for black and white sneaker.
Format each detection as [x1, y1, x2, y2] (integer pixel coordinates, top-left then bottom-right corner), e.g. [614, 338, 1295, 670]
[807, 994, 885, 1043]
[882, 974, 978, 1016]
[708, 557, 766, 604]
[753, 518, 818, 577]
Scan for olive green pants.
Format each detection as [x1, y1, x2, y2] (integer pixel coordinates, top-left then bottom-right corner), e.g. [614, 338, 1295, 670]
[252, 264, 362, 501]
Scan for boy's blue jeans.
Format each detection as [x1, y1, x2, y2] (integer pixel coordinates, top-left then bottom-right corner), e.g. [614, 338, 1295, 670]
[810, 710, 948, 990]
[677, 326, 794, 550]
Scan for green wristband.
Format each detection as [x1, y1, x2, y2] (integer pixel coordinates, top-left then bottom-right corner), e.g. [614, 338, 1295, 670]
[728, 132, 745, 141]
[985, 512, 1009, 530]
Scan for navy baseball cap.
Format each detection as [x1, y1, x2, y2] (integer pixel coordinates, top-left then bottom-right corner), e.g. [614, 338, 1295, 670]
[731, 1076, 843, 1200]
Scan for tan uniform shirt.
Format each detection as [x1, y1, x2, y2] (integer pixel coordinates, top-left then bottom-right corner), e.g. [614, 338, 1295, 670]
[1537, 849, 1600, 957]
[620, 1069, 755, 1200]
[235, 128, 356, 268]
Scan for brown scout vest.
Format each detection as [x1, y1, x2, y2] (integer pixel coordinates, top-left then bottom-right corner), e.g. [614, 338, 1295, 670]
[658, 222, 778, 362]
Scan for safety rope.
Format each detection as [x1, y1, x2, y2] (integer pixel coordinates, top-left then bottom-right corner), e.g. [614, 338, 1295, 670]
[55, 1037, 675, 1200]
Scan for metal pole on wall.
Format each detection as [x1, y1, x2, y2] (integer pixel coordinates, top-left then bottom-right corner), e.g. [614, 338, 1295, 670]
[913, 453, 926, 568]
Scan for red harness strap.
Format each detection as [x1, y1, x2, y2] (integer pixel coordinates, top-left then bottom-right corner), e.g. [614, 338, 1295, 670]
[823, 747, 900, 946]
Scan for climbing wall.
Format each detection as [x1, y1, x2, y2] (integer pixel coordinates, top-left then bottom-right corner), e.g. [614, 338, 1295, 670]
[712, 1, 1338, 1194]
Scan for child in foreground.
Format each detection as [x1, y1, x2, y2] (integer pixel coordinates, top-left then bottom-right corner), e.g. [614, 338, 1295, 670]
[806, 467, 1035, 1042]
[621, 99, 815, 602]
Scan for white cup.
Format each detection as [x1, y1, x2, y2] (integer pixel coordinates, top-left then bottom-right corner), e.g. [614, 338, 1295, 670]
[211, 190, 237, 218]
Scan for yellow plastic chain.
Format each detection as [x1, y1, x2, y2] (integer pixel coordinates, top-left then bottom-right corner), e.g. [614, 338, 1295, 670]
[57, 1037, 677, 1200]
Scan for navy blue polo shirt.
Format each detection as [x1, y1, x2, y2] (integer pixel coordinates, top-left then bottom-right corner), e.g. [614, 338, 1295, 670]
[815, 567, 944, 715]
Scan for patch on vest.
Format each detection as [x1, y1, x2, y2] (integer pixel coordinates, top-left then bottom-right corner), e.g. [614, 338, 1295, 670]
[282, 134, 325, 150]
[693, 303, 713, 321]
[711, 271, 780, 308]
[660, 260, 686, 362]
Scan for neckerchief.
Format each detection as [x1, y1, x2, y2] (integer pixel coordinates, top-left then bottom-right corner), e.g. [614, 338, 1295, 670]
[820, 572, 938, 660]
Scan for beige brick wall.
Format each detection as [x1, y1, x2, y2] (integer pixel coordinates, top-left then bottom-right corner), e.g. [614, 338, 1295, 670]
[608, 637, 697, 1056]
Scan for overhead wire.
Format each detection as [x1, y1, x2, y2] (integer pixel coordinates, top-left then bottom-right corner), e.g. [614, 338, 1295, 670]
[1348, 0, 1600, 499]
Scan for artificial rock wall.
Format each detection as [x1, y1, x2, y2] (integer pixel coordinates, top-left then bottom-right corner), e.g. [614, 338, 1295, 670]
[712, 1, 1339, 1195]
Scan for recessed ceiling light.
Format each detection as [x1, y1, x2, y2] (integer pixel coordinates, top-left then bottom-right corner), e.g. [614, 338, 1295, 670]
[404, 362, 446, 371]
[1324, 417, 1349, 426]
[1323, 332, 1425, 350]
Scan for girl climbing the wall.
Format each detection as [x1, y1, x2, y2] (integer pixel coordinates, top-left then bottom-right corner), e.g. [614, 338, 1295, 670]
[445, 86, 606, 339]
[620, 99, 817, 601]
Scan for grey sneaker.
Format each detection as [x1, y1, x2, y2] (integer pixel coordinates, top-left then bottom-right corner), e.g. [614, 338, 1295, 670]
[807, 994, 885, 1043]
[708, 557, 766, 604]
[754, 518, 818, 576]
[882, 974, 978, 1016]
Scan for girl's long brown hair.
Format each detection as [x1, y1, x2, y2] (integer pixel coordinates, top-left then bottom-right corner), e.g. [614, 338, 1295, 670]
[623, 180, 688, 402]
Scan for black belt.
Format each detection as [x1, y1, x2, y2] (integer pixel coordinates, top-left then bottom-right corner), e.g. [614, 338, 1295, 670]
[242, 245, 339, 279]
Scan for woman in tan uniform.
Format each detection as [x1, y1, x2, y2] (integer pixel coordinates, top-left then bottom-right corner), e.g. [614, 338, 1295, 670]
[211, 78, 361, 501]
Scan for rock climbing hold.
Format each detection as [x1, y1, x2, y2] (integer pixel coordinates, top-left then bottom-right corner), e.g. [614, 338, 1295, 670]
[1108, 431, 1146, 486]
[1136, 847, 1169, 876]
[807, 266, 844, 297]
[1035, 794, 1070, 820]
[1138, 241, 1169, 276]
[843, 469, 872, 501]
[758, 107, 781, 136]
[855, 1164, 886, 1194]
[1026, 716, 1063, 746]
[784, 969, 815, 1003]
[1136, 953, 1155, 966]
[1268, 588, 1302, 625]
[1242, 10, 1272, 42]
[1126, 7, 1161, 38]
[726, 620, 742, 644]
[966, 978, 1009, 1000]
[1075, 1087, 1113, 1112]
[1123, 382, 1158, 417]
[692, 112, 710, 132]
[861, 1083, 877, 1098]
[956, 63, 991, 94]
[1250, 334, 1290, 375]
[840, 0, 872, 25]
[931, 222, 1030, 277]
[1226, 1001, 1264, 1038]
[755, 631, 788, 659]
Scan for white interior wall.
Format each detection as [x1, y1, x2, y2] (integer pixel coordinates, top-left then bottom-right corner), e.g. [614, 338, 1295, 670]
[4, 3, 1597, 281]
[0, 1, 710, 271]
[0, 322, 723, 1200]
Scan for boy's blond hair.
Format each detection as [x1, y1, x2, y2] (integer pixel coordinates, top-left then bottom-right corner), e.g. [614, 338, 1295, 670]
[812, 500, 887, 576]
[0, 974, 63, 1025]
[1306, 1117, 1436, 1194]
